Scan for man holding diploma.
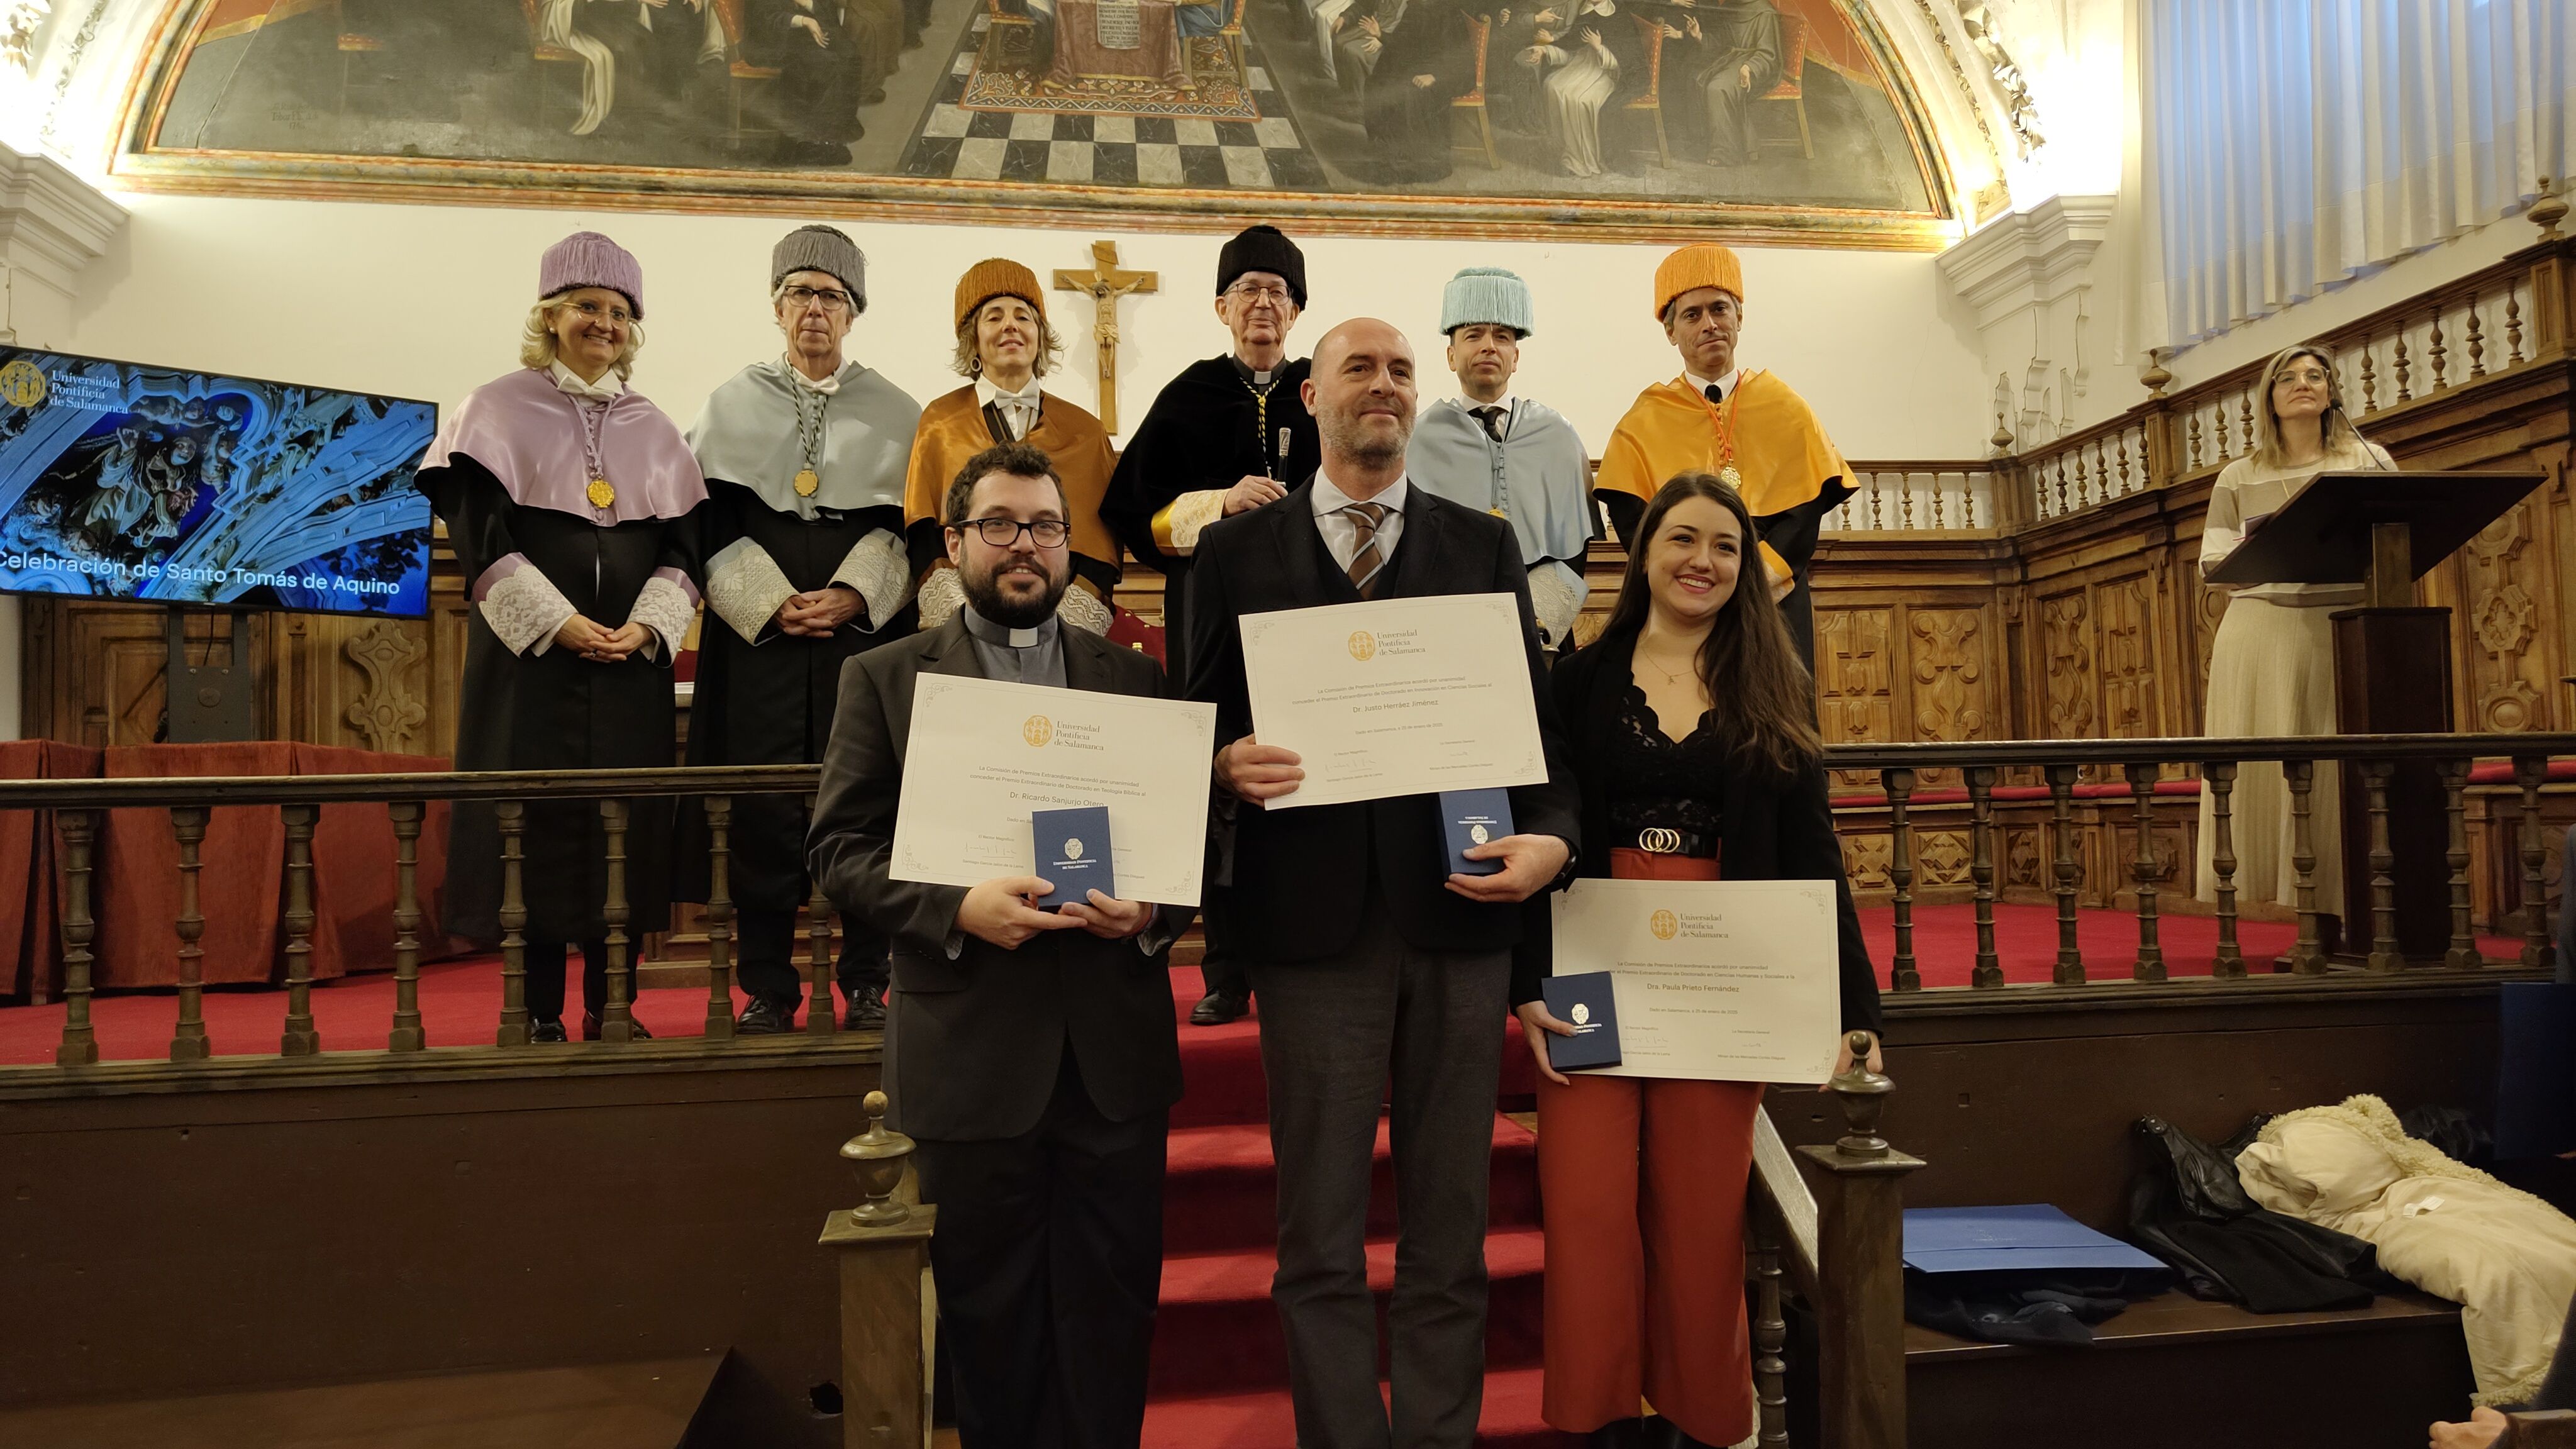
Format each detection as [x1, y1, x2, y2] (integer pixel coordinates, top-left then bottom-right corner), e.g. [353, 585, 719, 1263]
[1184, 318, 1581, 1449]
[808, 441, 1192, 1449]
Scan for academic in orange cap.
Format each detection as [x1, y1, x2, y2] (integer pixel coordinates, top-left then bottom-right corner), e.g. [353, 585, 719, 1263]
[1594, 243, 1850, 663]
[902, 257, 1123, 636]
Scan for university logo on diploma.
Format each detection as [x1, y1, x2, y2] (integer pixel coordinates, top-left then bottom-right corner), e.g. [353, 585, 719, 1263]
[892, 674, 1218, 906]
[1239, 593, 1546, 810]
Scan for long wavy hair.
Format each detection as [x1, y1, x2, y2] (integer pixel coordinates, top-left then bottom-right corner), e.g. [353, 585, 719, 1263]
[1599, 472, 1821, 775]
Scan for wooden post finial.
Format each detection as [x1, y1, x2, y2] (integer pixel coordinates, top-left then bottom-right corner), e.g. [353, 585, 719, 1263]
[2534, 177, 2568, 240]
[2140, 347, 2174, 398]
[1827, 1032, 1894, 1160]
[841, 1089, 917, 1226]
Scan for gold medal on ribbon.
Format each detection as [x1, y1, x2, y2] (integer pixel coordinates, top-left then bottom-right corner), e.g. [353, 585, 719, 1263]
[793, 468, 821, 497]
[1718, 464, 1742, 491]
[586, 478, 616, 509]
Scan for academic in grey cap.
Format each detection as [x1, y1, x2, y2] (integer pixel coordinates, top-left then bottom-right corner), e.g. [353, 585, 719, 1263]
[773, 225, 867, 309]
[1439, 266, 1535, 337]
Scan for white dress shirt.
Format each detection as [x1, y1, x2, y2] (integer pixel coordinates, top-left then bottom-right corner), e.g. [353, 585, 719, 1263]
[548, 360, 626, 400]
[975, 375, 1044, 440]
[1685, 366, 1743, 402]
[1311, 469, 1411, 573]
[784, 355, 845, 394]
[1452, 393, 1518, 441]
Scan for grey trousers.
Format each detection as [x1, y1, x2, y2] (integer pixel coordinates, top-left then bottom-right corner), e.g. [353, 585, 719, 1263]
[1246, 906, 1511, 1449]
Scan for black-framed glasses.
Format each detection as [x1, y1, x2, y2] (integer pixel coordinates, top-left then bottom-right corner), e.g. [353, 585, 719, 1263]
[780, 284, 855, 314]
[952, 516, 1070, 548]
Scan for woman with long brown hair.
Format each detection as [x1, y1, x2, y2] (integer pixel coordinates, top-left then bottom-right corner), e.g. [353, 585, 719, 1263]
[1514, 472, 1882, 1449]
[2194, 341, 2392, 940]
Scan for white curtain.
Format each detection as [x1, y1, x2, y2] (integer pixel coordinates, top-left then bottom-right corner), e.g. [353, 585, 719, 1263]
[2143, 0, 2576, 347]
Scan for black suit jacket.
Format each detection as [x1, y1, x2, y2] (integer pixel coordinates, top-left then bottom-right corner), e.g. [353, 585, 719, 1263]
[806, 618, 1192, 1141]
[1511, 622, 1884, 1033]
[1182, 482, 1582, 963]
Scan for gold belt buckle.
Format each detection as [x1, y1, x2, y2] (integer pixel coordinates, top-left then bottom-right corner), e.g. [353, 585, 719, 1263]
[1638, 827, 1682, 855]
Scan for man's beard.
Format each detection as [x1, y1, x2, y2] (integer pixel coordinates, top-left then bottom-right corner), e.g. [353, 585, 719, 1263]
[961, 558, 1063, 628]
[1322, 412, 1409, 468]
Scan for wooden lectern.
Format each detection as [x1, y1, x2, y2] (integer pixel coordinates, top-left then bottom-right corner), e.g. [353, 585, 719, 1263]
[2205, 469, 2545, 965]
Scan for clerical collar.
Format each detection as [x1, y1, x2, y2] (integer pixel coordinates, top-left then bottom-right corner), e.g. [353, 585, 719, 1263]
[548, 360, 626, 401]
[1687, 367, 1743, 401]
[782, 355, 846, 395]
[1231, 354, 1284, 388]
[962, 601, 1056, 651]
[975, 375, 1043, 409]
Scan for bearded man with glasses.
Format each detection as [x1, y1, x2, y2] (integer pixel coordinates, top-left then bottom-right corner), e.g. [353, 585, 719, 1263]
[681, 225, 923, 1035]
[808, 440, 1192, 1449]
[1102, 223, 1324, 1028]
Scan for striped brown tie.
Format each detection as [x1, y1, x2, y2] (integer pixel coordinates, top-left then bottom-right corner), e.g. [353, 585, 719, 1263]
[1341, 502, 1390, 597]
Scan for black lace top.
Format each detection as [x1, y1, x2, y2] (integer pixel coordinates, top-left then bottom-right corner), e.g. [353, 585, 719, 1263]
[1602, 682, 1727, 845]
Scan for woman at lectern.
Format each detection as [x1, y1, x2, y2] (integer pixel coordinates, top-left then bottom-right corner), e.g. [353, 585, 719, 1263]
[414, 231, 708, 1043]
[2194, 343, 2394, 945]
[1511, 472, 1882, 1449]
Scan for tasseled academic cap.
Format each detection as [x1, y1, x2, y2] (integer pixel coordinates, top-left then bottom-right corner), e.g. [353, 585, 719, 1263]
[1440, 267, 1534, 337]
[772, 225, 867, 309]
[1653, 243, 1746, 320]
[1216, 225, 1307, 307]
[540, 231, 645, 318]
[954, 258, 1046, 331]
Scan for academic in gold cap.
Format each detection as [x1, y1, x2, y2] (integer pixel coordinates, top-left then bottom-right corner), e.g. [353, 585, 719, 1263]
[1595, 242, 1850, 663]
[903, 257, 1123, 635]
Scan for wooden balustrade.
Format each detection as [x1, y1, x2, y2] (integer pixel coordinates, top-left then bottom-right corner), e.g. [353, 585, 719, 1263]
[0, 738, 2566, 1072]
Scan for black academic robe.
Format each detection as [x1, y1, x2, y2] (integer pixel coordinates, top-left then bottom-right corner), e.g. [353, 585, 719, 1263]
[1364, 0, 1479, 180]
[743, 0, 872, 143]
[418, 455, 704, 945]
[1098, 355, 1319, 677]
[677, 479, 907, 912]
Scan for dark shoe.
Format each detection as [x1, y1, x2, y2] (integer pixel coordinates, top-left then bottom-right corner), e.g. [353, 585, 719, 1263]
[1587, 1419, 1646, 1449]
[841, 984, 887, 1031]
[1189, 989, 1250, 1026]
[530, 1018, 569, 1043]
[581, 1011, 653, 1041]
[1640, 1417, 1717, 1449]
[736, 996, 798, 1035]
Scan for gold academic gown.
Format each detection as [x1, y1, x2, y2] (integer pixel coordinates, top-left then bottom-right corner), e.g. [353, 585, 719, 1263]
[1594, 369, 1850, 662]
[902, 384, 1123, 599]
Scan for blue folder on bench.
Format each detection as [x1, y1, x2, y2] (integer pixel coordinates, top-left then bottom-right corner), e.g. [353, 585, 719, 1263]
[1902, 1204, 2169, 1277]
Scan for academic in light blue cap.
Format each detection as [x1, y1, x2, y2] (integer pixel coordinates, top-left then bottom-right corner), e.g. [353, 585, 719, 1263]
[1409, 267, 1596, 647]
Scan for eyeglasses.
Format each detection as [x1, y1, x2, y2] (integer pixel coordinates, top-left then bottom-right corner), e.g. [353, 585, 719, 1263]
[952, 516, 1070, 548]
[565, 299, 635, 325]
[780, 284, 856, 314]
[1224, 281, 1295, 306]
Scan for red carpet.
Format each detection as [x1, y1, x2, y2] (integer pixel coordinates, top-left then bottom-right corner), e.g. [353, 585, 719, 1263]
[0, 904, 2528, 1066]
[1145, 963, 1566, 1448]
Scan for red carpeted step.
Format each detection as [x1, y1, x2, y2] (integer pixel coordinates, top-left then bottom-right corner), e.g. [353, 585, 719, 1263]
[1150, 1226, 1546, 1399]
[1163, 1114, 1540, 1255]
[1141, 1364, 1579, 1449]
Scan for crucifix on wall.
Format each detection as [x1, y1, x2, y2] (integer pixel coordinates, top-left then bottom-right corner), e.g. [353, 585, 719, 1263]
[1053, 240, 1157, 435]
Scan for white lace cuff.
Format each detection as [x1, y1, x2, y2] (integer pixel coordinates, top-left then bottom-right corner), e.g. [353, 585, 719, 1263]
[835, 530, 914, 634]
[704, 538, 797, 646]
[628, 569, 699, 663]
[1150, 489, 1228, 555]
[1527, 560, 1586, 648]
[1057, 578, 1114, 635]
[477, 557, 578, 657]
[916, 565, 969, 630]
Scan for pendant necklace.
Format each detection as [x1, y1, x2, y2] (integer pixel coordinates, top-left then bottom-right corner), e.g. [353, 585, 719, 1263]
[574, 394, 616, 510]
[791, 383, 824, 498]
[1637, 641, 1696, 684]
[1241, 370, 1279, 477]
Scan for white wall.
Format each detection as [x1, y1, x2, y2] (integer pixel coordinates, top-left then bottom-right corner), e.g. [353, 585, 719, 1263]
[55, 193, 1992, 462]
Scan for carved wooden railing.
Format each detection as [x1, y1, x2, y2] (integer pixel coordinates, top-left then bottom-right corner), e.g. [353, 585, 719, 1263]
[4, 732, 2561, 1077]
[1833, 735, 2572, 989]
[1829, 462, 2002, 533]
[0, 764, 838, 1069]
[1747, 1033, 1923, 1449]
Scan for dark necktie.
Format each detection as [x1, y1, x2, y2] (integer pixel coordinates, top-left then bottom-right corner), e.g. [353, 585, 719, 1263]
[1341, 502, 1390, 597]
[1703, 382, 1724, 406]
[1470, 404, 1507, 441]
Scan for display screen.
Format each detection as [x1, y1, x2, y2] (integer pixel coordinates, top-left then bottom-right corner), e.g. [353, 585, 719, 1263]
[0, 348, 437, 618]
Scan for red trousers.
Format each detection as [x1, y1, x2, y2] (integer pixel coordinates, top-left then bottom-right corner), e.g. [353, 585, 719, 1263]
[1538, 848, 1760, 1445]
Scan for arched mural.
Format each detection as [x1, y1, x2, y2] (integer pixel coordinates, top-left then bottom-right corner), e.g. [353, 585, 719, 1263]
[103, 0, 1957, 241]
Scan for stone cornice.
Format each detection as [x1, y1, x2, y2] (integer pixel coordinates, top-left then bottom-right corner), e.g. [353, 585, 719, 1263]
[0, 140, 124, 296]
[1937, 192, 2115, 328]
